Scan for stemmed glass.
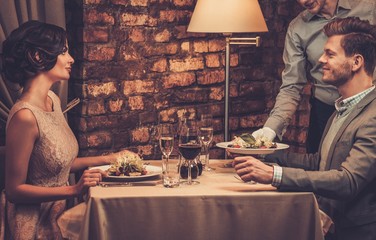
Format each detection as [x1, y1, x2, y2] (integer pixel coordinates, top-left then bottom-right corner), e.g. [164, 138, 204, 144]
[159, 123, 174, 168]
[178, 121, 201, 185]
[199, 114, 214, 171]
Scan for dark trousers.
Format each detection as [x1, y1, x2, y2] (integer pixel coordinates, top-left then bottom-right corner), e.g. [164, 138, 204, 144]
[306, 97, 336, 153]
[325, 222, 376, 240]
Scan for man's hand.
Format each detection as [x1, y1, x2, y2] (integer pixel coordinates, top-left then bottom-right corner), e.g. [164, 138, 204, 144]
[252, 127, 276, 142]
[232, 156, 274, 184]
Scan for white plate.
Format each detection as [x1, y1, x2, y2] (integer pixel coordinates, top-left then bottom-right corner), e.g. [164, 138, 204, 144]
[91, 165, 162, 181]
[216, 142, 289, 155]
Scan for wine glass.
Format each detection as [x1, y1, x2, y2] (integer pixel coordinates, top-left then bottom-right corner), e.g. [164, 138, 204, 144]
[178, 121, 201, 185]
[159, 123, 174, 165]
[199, 114, 214, 171]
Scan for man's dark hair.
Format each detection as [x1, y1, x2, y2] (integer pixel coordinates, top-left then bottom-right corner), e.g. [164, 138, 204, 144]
[323, 17, 376, 76]
[1, 20, 67, 87]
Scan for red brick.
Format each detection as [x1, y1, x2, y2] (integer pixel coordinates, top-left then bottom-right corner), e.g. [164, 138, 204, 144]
[239, 114, 269, 129]
[131, 0, 148, 6]
[151, 58, 167, 72]
[121, 45, 143, 61]
[136, 145, 154, 158]
[173, 88, 210, 103]
[154, 29, 171, 42]
[129, 28, 145, 42]
[229, 83, 239, 98]
[169, 57, 204, 72]
[85, 131, 112, 148]
[131, 127, 150, 143]
[197, 69, 224, 85]
[229, 117, 239, 131]
[173, 0, 194, 7]
[128, 96, 145, 110]
[208, 39, 225, 52]
[123, 80, 155, 96]
[86, 82, 117, 97]
[85, 100, 105, 116]
[159, 10, 191, 23]
[109, 99, 124, 112]
[209, 86, 224, 101]
[84, 0, 102, 4]
[84, 9, 114, 25]
[143, 43, 179, 56]
[110, 0, 128, 5]
[205, 54, 221, 68]
[193, 40, 209, 53]
[83, 27, 109, 43]
[86, 116, 119, 130]
[85, 46, 116, 61]
[162, 72, 196, 88]
[121, 13, 149, 26]
[181, 41, 190, 52]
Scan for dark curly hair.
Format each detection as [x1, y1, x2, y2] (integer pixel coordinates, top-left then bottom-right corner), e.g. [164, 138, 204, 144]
[1, 20, 67, 87]
[323, 17, 376, 76]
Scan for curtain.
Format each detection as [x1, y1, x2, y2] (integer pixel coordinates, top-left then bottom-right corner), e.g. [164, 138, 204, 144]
[0, 0, 67, 123]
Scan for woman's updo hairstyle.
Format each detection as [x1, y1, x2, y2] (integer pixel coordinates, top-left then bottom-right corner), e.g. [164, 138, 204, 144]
[1, 20, 67, 86]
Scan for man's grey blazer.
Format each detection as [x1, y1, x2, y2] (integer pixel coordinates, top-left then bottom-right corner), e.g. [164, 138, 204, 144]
[267, 88, 376, 238]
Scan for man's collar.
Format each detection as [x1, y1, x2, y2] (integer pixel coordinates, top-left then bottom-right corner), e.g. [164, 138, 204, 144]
[302, 0, 352, 22]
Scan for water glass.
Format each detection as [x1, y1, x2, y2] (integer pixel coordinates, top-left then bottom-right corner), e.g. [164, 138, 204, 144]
[162, 155, 180, 188]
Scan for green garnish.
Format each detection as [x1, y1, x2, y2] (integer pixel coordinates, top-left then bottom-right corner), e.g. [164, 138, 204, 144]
[239, 133, 256, 145]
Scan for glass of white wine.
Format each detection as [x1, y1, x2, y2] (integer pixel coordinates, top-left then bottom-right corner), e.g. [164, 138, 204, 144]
[159, 123, 174, 163]
[199, 114, 214, 171]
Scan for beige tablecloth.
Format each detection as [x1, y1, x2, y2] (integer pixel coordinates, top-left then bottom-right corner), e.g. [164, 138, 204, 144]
[78, 160, 324, 240]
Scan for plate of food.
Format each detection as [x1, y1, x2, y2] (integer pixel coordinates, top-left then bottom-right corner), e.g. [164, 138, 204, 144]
[91, 153, 162, 181]
[216, 133, 289, 155]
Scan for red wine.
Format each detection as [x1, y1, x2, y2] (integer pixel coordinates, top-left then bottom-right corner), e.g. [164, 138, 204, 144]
[179, 144, 201, 160]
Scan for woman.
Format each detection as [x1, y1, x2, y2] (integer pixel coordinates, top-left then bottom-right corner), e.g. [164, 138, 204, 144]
[0, 20, 134, 239]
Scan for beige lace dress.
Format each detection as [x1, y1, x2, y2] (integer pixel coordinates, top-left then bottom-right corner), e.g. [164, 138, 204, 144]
[0, 91, 79, 240]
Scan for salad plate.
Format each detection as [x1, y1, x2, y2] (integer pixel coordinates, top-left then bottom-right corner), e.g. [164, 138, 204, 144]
[91, 165, 162, 182]
[216, 142, 289, 155]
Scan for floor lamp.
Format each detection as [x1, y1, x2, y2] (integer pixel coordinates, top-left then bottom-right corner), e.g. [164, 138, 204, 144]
[187, 0, 268, 142]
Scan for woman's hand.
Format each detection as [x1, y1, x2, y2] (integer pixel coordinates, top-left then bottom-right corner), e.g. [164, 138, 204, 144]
[232, 156, 274, 184]
[74, 169, 106, 196]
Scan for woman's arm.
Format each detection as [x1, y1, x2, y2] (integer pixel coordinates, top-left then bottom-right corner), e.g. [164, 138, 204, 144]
[5, 109, 103, 204]
[69, 149, 139, 173]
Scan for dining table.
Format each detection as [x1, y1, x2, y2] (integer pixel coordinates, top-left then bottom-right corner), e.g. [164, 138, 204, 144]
[78, 159, 324, 240]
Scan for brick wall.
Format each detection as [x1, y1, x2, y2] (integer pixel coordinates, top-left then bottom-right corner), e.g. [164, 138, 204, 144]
[64, 0, 308, 159]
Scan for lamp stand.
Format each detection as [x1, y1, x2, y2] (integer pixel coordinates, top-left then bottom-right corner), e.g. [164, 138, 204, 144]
[224, 36, 261, 142]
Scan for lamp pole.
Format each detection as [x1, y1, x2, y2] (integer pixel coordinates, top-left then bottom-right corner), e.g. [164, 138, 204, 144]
[224, 36, 261, 142]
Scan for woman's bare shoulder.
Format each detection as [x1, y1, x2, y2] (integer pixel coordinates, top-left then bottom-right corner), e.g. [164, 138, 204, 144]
[8, 108, 37, 128]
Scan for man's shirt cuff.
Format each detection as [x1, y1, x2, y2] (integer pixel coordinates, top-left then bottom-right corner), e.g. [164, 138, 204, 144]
[272, 165, 282, 187]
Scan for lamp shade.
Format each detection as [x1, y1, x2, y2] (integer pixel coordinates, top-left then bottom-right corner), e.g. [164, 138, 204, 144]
[187, 0, 268, 33]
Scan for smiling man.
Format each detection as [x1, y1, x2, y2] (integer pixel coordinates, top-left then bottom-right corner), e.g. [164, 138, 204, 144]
[234, 17, 376, 240]
[254, 0, 376, 154]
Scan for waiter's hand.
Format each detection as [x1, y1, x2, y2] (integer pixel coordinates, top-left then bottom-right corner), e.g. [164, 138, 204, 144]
[252, 127, 276, 142]
[232, 156, 274, 184]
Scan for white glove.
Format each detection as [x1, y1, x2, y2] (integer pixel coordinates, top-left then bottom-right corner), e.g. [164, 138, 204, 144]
[252, 127, 276, 142]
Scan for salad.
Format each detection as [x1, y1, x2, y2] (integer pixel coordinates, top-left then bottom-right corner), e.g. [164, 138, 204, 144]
[229, 133, 277, 149]
[107, 153, 147, 176]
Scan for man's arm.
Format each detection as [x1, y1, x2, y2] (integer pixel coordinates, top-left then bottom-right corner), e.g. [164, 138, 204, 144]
[280, 113, 376, 199]
[264, 24, 309, 139]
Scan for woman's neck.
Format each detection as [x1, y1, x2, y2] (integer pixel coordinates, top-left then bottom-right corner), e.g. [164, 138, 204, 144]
[20, 77, 54, 111]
